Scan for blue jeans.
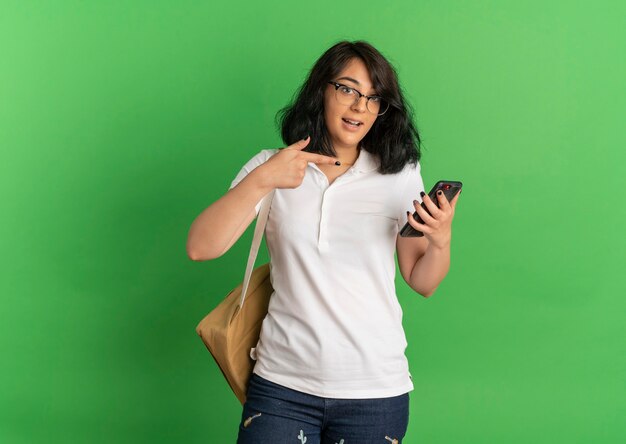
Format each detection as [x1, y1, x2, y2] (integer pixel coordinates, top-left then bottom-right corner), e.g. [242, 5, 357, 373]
[237, 373, 410, 443]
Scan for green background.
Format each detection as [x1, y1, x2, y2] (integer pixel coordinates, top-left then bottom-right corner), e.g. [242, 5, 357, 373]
[1, 1, 624, 442]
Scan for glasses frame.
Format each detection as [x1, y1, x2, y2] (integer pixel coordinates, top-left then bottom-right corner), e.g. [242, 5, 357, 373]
[327, 81, 390, 116]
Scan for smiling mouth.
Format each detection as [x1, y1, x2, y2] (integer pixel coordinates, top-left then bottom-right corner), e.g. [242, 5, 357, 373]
[342, 118, 362, 127]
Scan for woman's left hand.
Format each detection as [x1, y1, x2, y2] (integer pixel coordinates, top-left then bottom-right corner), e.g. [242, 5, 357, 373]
[406, 190, 461, 249]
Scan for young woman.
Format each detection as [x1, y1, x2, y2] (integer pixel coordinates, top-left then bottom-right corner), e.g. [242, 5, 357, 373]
[187, 40, 460, 444]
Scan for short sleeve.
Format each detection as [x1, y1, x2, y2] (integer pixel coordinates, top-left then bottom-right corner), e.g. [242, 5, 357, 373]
[396, 161, 426, 230]
[229, 148, 279, 216]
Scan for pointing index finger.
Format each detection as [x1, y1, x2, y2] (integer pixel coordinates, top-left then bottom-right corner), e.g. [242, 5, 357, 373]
[301, 152, 341, 166]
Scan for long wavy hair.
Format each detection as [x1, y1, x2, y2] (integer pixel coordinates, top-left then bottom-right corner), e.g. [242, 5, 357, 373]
[275, 40, 422, 174]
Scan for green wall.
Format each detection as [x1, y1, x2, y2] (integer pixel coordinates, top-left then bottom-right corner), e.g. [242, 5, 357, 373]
[1, 1, 624, 442]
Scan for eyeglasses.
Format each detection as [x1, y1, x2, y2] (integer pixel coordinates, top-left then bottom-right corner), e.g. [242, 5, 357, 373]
[327, 81, 390, 116]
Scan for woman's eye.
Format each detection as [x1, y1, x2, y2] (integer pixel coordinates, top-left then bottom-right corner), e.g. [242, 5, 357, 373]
[339, 86, 353, 94]
[370, 97, 381, 103]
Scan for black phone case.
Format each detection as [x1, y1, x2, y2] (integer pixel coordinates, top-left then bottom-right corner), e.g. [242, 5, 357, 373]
[399, 180, 463, 237]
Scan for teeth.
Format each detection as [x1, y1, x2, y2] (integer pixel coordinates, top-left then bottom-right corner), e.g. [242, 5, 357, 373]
[343, 119, 360, 126]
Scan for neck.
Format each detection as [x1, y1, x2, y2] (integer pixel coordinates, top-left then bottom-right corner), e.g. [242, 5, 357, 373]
[334, 145, 360, 166]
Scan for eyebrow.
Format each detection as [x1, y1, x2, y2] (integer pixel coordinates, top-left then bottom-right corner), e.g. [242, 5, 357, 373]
[337, 76, 361, 85]
[336, 76, 378, 95]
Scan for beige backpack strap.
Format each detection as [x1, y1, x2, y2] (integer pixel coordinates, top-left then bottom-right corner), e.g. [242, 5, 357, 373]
[239, 189, 275, 307]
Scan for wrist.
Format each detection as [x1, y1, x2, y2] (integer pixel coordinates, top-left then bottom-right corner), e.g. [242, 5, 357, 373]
[428, 238, 451, 252]
[248, 166, 275, 194]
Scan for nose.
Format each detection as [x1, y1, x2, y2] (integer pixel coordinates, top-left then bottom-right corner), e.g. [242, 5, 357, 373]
[351, 95, 367, 112]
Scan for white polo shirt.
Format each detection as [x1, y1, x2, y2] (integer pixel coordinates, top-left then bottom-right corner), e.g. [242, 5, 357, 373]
[229, 147, 425, 399]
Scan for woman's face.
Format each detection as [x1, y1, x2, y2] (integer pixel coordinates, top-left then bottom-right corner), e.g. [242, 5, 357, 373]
[323, 58, 379, 151]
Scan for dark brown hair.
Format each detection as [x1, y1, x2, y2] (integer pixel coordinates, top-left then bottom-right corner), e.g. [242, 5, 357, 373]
[275, 40, 422, 174]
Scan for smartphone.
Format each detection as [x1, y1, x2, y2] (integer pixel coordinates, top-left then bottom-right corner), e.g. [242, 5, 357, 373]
[399, 180, 463, 237]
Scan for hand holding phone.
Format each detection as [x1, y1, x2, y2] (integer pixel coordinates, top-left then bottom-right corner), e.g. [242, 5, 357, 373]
[399, 180, 463, 237]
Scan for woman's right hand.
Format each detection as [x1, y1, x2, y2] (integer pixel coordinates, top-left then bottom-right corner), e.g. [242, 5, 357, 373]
[253, 136, 340, 189]
[186, 136, 340, 261]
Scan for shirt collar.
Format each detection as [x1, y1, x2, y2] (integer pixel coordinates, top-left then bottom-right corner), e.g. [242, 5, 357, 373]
[352, 148, 379, 173]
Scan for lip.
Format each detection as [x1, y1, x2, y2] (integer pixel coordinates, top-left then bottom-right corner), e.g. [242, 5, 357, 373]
[342, 117, 363, 124]
[341, 118, 362, 132]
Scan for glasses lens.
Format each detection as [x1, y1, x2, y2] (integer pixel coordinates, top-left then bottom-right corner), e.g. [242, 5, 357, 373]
[365, 98, 380, 114]
[372, 99, 389, 116]
[334, 83, 390, 115]
[335, 85, 357, 106]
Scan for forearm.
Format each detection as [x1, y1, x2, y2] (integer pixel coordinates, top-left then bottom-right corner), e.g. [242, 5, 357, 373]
[186, 169, 272, 261]
[409, 241, 451, 297]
